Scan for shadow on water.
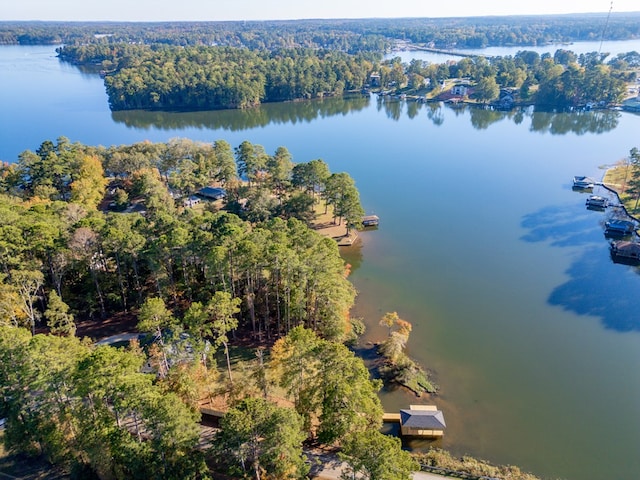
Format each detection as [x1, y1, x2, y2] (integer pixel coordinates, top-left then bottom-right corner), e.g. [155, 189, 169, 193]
[521, 204, 603, 247]
[547, 248, 640, 332]
[522, 204, 640, 331]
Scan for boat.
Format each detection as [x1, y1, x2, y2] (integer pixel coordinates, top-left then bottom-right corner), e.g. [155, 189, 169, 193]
[585, 195, 608, 209]
[573, 176, 595, 189]
[605, 219, 636, 236]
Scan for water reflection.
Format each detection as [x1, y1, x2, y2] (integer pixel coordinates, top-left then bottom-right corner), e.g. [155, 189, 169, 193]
[521, 204, 640, 331]
[468, 107, 508, 130]
[529, 109, 620, 135]
[425, 103, 445, 126]
[340, 238, 364, 275]
[376, 97, 403, 121]
[111, 94, 371, 131]
[376, 99, 621, 134]
[111, 91, 621, 135]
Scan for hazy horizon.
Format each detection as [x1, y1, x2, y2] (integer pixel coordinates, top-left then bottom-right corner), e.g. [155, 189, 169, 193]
[3, 0, 639, 22]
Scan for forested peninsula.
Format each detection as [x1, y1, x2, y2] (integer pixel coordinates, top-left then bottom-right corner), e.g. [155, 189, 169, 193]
[2, 14, 640, 48]
[60, 41, 637, 111]
[3, 15, 640, 111]
[0, 136, 421, 478]
[0, 134, 546, 479]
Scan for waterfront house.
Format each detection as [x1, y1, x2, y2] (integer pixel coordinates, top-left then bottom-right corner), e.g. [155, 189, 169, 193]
[451, 84, 468, 96]
[198, 186, 226, 200]
[183, 195, 201, 208]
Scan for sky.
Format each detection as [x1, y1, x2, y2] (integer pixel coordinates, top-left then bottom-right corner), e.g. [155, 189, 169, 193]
[3, 0, 640, 22]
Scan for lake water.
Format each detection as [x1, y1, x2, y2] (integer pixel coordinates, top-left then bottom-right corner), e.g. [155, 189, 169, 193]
[386, 38, 640, 64]
[3, 45, 640, 480]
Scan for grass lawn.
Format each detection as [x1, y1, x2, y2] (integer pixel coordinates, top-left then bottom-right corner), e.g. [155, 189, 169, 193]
[603, 162, 640, 216]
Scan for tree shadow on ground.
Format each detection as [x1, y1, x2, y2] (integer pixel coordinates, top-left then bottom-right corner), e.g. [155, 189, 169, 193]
[521, 204, 640, 332]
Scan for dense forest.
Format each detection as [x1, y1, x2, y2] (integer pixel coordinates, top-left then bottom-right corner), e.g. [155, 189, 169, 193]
[58, 44, 377, 110]
[0, 137, 422, 479]
[0, 137, 367, 335]
[56, 40, 636, 110]
[2, 16, 638, 110]
[1, 13, 640, 49]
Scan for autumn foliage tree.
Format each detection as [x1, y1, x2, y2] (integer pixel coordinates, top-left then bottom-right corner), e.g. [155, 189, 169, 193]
[378, 312, 436, 395]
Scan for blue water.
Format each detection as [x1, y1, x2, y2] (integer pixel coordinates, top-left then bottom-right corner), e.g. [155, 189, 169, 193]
[386, 38, 640, 63]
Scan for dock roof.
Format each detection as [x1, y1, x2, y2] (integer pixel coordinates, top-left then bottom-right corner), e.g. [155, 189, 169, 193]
[400, 407, 446, 430]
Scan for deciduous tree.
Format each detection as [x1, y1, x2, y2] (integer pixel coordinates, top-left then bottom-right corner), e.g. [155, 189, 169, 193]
[215, 397, 308, 480]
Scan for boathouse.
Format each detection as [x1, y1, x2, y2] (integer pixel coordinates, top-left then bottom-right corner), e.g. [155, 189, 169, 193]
[611, 240, 640, 262]
[362, 215, 379, 227]
[399, 405, 446, 438]
[573, 176, 595, 189]
[586, 195, 608, 209]
[605, 219, 636, 236]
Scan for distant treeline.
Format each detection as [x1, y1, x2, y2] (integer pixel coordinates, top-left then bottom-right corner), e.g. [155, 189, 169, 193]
[1, 13, 640, 50]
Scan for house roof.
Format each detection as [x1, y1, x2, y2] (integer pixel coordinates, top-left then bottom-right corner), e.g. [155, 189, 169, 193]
[198, 186, 226, 198]
[606, 219, 635, 231]
[400, 408, 446, 430]
[613, 241, 640, 254]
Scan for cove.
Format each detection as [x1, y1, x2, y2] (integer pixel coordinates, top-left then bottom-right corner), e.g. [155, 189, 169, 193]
[2, 45, 640, 480]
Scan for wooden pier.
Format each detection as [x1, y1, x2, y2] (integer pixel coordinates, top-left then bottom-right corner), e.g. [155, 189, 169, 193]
[382, 412, 401, 422]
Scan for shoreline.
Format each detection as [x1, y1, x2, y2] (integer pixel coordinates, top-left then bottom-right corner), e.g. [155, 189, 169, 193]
[602, 162, 640, 226]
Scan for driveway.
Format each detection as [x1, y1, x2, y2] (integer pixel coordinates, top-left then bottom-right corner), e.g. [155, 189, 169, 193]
[94, 332, 142, 346]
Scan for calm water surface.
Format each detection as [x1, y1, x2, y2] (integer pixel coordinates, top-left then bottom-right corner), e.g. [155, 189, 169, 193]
[386, 38, 640, 63]
[3, 45, 640, 480]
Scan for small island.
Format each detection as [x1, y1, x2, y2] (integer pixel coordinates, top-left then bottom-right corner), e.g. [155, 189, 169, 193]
[377, 311, 437, 396]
